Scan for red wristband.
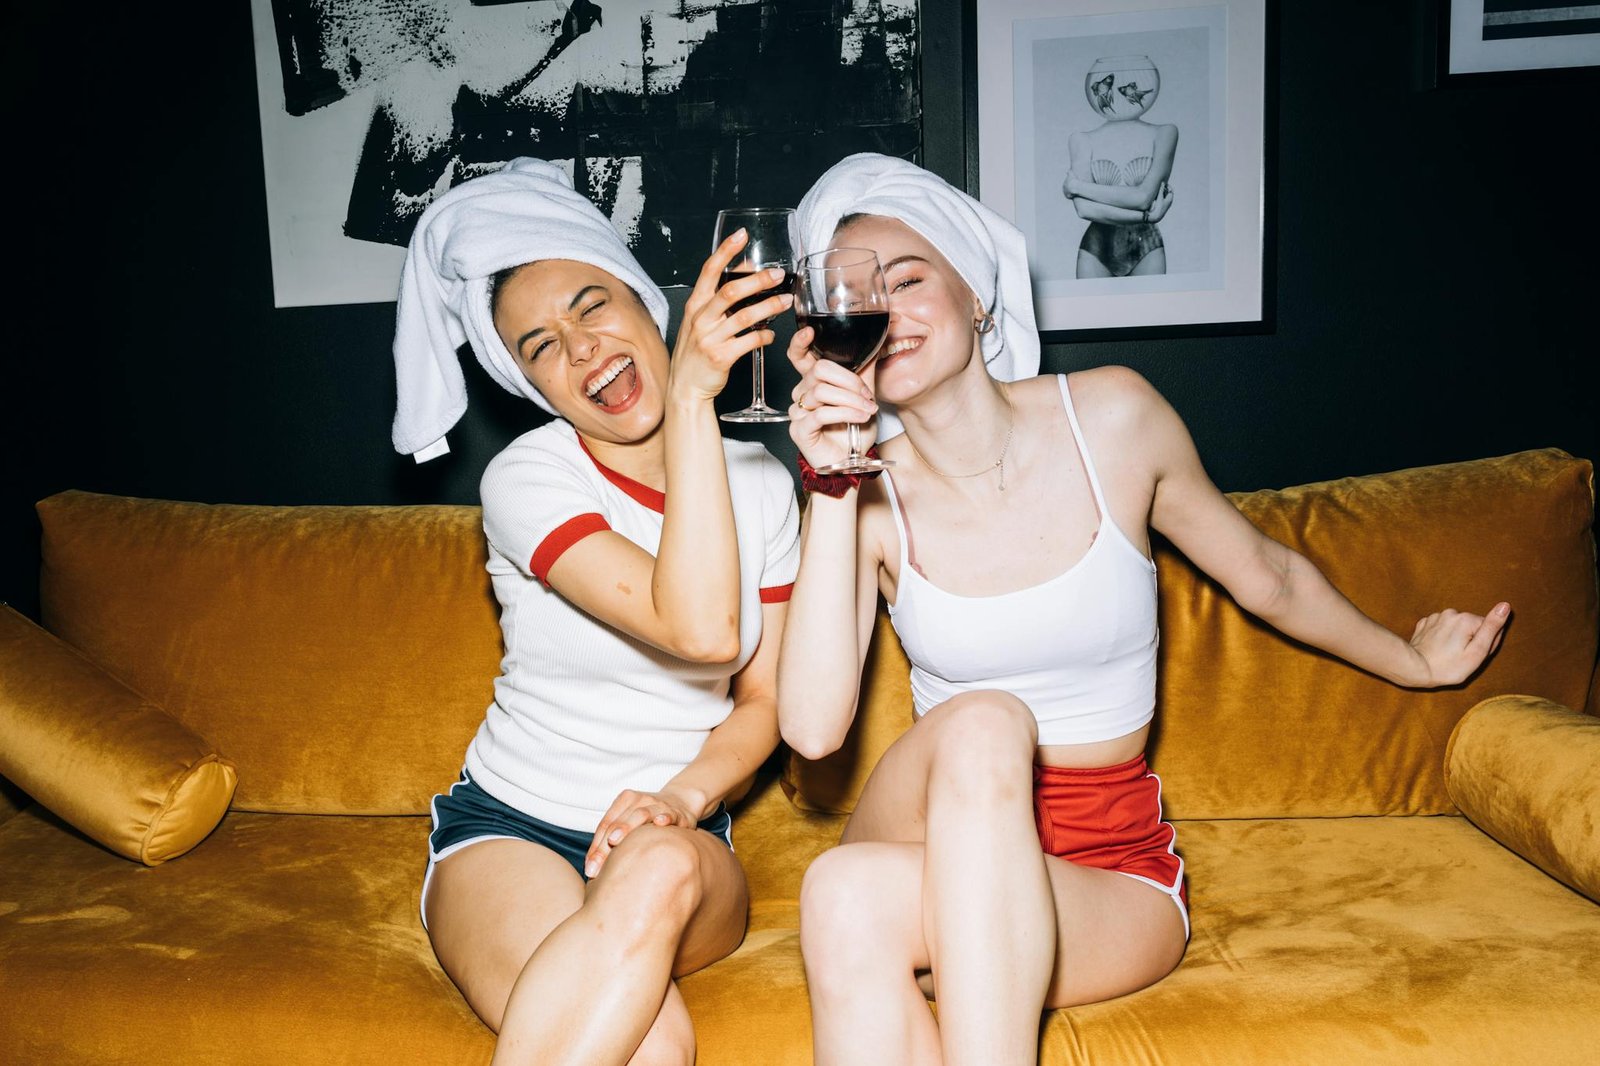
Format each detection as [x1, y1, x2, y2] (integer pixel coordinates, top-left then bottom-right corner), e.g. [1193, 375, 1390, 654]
[798, 450, 883, 498]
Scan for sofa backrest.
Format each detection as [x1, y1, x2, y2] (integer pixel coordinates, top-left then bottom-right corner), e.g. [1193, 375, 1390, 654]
[785, 449, 1598, 820]
[38, 494, 500, 814]
[35, 449, 1598, 820]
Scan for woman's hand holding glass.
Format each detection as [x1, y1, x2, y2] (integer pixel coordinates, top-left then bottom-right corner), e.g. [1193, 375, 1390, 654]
[787, 248, 892, 476]
[786, 332, 881, 472]
[669, 228, 794, 407]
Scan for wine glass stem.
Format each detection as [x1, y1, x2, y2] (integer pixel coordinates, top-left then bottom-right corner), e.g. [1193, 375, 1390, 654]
[847, 421, 863, 463]
[750, 347, 767, 410]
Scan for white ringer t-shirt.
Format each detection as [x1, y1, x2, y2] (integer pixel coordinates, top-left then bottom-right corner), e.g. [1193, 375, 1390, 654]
[465, 420, 801, 832]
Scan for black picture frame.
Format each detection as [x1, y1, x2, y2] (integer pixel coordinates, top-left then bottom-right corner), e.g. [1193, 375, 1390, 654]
[952, 0, 1277, 344]
[1429, 0, 1600, 88]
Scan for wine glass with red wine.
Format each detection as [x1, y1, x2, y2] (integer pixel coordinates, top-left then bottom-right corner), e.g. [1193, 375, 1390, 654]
[796, 247, 893, 475]
[713, 207, 802, 423]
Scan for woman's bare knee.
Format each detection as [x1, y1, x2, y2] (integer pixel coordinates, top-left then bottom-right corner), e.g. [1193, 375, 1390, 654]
[928, 691, 1038, 775]
[593, 825, 705, 937]
[800, 848, 915, 984]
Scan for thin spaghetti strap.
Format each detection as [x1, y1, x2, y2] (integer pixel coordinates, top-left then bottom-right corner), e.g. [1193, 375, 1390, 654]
[880, 470, 920, 577]
[1056, 374, 1112, 517]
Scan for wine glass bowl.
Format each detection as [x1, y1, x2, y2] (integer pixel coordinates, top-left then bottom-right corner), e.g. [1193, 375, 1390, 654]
[796, 247, 893, 476]
[713, 207, 802, 423]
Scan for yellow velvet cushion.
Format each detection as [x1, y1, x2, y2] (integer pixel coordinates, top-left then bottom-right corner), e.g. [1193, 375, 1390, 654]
[1445, 695, 1600, 901]
[785, 450, 1598, 817]
[37, 492, 502, 816]
[0, 606, 237, 865]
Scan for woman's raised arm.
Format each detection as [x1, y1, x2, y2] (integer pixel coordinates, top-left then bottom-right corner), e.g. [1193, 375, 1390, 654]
[776, 328, 889, 759]
[548, 237, 792, 662]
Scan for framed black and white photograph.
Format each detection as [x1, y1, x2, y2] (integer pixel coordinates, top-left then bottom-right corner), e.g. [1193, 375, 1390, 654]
[250, 0, 921, 308]
[974, 0, 1269, 337]
[1441, 1, 1600, 78]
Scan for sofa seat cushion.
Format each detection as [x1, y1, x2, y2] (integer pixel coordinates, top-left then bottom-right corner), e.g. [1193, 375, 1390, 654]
[0, 808, 491, 1065]
[1043, 816, 1600, 1064]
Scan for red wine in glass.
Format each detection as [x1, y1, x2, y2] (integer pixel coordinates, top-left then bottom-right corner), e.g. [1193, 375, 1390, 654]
[796, 247, 893, 475]
[796, 310, 891, 371]
[720, 269, 798, 336]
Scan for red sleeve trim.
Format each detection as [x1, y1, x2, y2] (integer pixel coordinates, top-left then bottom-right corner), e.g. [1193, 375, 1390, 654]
[530, 513, 611, 586]
[759, 583, 795, 604]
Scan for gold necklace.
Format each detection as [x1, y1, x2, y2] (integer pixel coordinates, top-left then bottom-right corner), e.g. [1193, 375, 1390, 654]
[908, 390, 1016, 491]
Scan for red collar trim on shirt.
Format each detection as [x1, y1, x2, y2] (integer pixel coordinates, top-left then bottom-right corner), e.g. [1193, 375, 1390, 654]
[577, 435, 666, 514]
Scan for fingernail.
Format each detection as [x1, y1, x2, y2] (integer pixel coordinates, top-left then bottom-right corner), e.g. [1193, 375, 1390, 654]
[585, 862, 597, 878]
[609, 829, 622, 844]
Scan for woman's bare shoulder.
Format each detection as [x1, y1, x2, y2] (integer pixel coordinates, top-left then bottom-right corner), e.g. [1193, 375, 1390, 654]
[1064, 365, 1164, 411]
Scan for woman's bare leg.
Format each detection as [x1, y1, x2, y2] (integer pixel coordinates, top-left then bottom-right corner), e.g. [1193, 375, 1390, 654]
[802, 690, 1186, 1065]
[807, 691, 1055, 1066]
[801, 843, 944, 1066]
[804, 843, 1185, 1056]
[426, 825, 747, 1065]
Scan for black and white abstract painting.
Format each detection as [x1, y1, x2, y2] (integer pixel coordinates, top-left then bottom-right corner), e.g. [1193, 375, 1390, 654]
[977, 0, 1265, 335]
[250, 1, 920, 307]
[1445, 1, 1600, 75]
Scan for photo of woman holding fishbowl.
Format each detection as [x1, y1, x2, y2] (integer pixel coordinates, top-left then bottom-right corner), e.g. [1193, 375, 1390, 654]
[1064, 54, 1178, 278]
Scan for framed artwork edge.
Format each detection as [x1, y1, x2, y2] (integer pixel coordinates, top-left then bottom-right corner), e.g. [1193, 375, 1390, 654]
[1430, 0, 1600, 88]
[965, 0, 1276, 343]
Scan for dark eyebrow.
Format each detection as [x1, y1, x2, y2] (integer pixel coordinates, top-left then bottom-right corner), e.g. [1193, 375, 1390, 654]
[882, 254, 929, 271]
[568, 284, 608, 311]
[514, 284, 611, 354]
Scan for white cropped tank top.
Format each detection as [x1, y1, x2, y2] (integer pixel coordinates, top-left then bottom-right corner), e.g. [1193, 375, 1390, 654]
[884, 375, 1159, 746]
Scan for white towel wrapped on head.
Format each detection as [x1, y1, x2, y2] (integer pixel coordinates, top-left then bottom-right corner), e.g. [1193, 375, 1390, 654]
[391, 157, 668, 462]
[795, 152, 1040, 440]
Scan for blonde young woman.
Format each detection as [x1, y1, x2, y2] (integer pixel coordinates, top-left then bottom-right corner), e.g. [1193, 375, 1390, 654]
[776, 154, 1509, 1066]
[392, 159, 801, 1065]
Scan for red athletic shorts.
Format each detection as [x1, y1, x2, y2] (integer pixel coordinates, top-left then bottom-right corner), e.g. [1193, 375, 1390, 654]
[1033, 753, 1188, 920]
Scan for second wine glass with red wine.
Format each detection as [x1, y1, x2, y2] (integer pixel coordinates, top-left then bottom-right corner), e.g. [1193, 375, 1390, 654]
[713, 207, 801, 423]
[796, 246, 893, 475]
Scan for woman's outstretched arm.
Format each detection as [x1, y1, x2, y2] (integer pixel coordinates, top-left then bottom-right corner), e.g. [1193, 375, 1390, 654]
[1117, 367, 1511, 686]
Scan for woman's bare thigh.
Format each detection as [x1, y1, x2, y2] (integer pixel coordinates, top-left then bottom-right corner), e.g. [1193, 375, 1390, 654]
[424, 839, 587, 1030]
[819, 843, 1184, 1006]
[1039, 856, 1186, 1007]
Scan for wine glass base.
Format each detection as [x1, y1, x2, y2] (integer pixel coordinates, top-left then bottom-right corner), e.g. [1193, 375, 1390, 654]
[720, 405, 791, 424]
[813, 457, 895, 476]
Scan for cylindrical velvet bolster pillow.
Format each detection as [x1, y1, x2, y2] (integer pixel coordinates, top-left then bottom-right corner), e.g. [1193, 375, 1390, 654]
[1445, 695, 1600, 902]
[0, 607, 237, 865]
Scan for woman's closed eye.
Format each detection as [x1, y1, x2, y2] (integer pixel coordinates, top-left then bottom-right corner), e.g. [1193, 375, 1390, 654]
[582, 299, 608, 317]
[891, 275, 922, 293]
[528, 336, 557, 362]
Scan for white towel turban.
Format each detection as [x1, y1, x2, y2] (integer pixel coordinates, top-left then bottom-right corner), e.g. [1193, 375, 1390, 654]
[794, 152, 1040, 440]
[391, 157, 669, 462]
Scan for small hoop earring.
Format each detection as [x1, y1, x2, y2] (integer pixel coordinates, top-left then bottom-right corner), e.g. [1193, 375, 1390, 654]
[974, 311, 997, 335]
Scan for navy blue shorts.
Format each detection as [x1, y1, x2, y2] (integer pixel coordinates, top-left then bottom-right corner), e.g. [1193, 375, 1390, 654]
[422, 770, 733, 928]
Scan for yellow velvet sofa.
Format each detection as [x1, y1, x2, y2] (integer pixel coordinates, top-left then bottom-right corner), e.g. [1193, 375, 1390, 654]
[3, 448, 1597, 1065]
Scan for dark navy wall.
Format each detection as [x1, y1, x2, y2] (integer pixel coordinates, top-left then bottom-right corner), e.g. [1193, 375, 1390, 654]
[5, 1, 1595, 620]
